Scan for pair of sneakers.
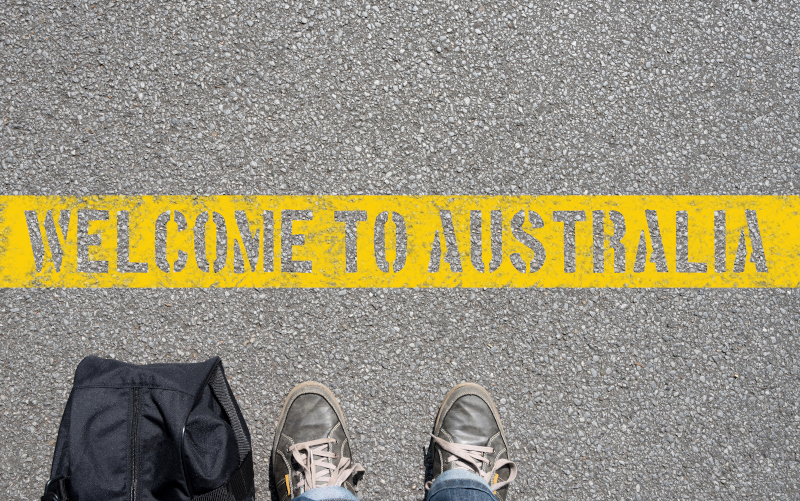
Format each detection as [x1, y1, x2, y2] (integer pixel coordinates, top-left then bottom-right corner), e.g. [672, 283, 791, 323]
[271, 382, 517, 500]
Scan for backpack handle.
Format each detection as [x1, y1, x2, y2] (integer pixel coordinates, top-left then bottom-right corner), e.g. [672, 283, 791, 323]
[41, 476, 69, 501]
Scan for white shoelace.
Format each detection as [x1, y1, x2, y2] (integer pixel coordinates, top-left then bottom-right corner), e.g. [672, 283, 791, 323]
[426, 434, 518, 492]
[288, 437, 365, 492]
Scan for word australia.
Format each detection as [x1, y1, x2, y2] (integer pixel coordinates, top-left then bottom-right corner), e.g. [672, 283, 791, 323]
[5, 196, 795, 288]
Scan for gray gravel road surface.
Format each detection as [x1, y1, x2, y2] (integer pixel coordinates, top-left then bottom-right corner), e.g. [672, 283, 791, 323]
[1, 0, 799, 500]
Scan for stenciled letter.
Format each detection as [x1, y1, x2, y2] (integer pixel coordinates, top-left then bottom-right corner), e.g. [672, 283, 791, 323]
[155, 211, 188, 273]
[194, 212, 227, 273]
[335, 210, 367, 273]
[281, 210, 313, 273]
[470, 210, 502, 273]
[117, 211, 148, 273]
[374, 211, 407, 273]
[733, 210, 768, 273]
[25, 210, 70, 272]
[553, 210, 586, 273]
[592, 210, 626, 273]
[675, 211, 707, 273]
[510, 210, 546, 273]
[634, 210, 669, 273]
[428, 210, 462, 272]
[77, 209, 109, 273]
[234, 211, 260, 273]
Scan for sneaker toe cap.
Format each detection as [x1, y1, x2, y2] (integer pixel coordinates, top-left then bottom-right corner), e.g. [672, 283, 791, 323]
[440, 394, 501, 446]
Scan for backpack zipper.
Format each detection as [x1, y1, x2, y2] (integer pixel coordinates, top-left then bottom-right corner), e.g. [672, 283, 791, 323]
[130, 387, 141, 501]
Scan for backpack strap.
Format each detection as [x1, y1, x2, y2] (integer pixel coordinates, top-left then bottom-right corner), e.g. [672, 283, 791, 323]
[193, 363, 254, 501]
[208, 363, 250, 462]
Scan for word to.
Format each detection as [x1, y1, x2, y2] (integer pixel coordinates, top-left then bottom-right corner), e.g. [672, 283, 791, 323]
[1, 195, 797, 288]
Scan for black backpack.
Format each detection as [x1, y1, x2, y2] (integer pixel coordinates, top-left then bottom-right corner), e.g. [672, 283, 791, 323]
[42, 356, 256, 501]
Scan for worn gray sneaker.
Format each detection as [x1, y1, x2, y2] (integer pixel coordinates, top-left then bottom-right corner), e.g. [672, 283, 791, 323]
[271, 382, 364, 500]
[426, 383, 518, 500]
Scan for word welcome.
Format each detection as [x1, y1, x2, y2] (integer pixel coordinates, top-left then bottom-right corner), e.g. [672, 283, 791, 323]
[1, 196, 797, 288]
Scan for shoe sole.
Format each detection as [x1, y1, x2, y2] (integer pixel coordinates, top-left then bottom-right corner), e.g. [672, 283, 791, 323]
[432, 382, 509, 449]
[271, 381, 350, 454]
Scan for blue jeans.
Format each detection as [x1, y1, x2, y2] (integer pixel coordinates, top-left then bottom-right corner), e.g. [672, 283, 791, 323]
[294, 469, 496, 501]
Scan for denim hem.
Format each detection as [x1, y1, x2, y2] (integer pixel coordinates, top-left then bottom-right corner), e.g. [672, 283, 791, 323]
[293, 485, 360, 501]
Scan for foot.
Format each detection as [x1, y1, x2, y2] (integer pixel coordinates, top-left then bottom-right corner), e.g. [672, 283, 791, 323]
[272, 382, 364, 500]
[427, 383, 517, 500]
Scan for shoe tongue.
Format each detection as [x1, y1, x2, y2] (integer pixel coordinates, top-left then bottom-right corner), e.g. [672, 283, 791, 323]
[441, 395, 500, 446]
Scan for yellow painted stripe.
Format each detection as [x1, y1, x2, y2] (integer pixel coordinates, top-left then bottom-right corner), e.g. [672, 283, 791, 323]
[0, 195, 797, 288]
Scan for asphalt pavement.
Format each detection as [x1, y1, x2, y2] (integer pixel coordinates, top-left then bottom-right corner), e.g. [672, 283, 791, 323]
[1, 0, 799, 499]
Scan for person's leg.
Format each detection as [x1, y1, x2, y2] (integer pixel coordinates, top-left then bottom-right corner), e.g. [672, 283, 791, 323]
[425, 383, 518, 501]
[271, 382, 365, 501]
[293, 485, 359, 501]
[426, 468, 497, 501]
